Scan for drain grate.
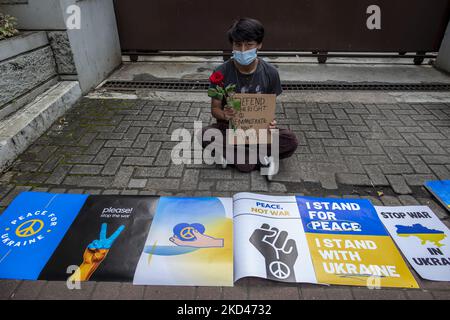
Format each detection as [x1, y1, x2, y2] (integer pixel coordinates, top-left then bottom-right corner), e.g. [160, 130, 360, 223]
[283, 82, 450, 91]
[102, 80, 209, 91]
[101, 80, 450, 92]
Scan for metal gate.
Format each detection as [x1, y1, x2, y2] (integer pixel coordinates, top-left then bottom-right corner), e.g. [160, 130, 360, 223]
[113, 0, 450, 54]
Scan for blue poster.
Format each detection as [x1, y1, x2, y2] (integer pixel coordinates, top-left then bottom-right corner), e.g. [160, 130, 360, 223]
[0, 192, 88, 280]
[425, 180, 450, 212]
[295, 196, 388, 236]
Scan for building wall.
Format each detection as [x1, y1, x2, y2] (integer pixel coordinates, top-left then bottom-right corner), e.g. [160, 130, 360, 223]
[65, 0, 122, 93]
[436, 21, 450, 74]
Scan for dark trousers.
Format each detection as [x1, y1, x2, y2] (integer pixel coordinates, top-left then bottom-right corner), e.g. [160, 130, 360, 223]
[199, 122, 298, 173]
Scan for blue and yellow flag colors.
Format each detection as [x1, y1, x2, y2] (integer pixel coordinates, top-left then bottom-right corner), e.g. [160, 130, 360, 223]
[296, 196, 419, 288]
[376, 206, 450, 282]
[0, 192, 88, 280]
[1, 192, 445, 286]
[396, 224, 447, 248]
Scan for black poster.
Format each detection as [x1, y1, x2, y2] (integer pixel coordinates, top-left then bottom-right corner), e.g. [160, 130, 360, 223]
[39, 195, 159, 282]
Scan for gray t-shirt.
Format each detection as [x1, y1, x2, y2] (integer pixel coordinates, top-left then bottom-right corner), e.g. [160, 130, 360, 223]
[209, 58, 283, 109]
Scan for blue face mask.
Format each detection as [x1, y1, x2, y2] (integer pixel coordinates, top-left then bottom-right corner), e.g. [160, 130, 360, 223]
[233, 48, 258, 66]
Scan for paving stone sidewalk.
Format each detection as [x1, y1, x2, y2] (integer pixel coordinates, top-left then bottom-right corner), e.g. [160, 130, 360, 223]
[0, 98, 449, 300]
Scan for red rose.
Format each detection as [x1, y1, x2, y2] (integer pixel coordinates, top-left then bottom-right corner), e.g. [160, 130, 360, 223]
[209, 71, 224, 86]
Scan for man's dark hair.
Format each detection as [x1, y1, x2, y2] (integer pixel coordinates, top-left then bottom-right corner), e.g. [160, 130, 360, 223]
[227, 18, 265, 44]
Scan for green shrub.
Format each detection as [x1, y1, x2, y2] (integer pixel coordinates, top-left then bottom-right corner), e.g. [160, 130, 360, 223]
[0, 13, 19, 41]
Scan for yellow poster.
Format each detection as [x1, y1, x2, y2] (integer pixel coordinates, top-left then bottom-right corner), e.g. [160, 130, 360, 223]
[296, 196, 419, 288]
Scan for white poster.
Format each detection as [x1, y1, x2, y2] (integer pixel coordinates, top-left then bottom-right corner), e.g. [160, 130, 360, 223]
[233, 193, 317, 284]
[133, 197, 234, 286]
[376, 206, 450, 281]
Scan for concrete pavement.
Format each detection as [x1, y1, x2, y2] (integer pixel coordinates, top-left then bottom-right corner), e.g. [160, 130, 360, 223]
[0, 97, 449, 300]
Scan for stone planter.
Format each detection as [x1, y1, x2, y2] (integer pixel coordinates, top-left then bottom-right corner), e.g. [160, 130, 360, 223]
[0, 31, 82, 172]
[0, 31, 58, 120]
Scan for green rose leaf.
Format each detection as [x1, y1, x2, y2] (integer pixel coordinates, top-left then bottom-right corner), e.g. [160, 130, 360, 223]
[225, 84, 236, 94]
[231, 99, 241, 111]
[217, 86, 226, 95]
[207, 88, 219, 98]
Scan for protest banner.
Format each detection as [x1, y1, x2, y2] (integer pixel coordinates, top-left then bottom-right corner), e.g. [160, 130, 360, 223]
[0, 192, 424, 289]
[39, 195, 158, 282]
[376, 206, 450, 281]
[296, 196, 419, 288]
[0, 192, 88, 280]
[425, 180, 450, 212]
[133, 197, 234, 286]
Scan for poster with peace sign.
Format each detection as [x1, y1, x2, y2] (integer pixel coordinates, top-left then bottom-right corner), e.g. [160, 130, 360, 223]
[0, 192, 88, 280]
[0, 191, 442, 288]
[133, 197, 234, 286]
[39, 195, 158, 282]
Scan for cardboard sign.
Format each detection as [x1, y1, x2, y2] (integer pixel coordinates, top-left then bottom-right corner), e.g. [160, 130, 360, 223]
[228, 93, 276, 145]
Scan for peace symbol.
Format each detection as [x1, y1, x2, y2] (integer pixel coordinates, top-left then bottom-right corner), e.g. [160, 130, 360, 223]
[269, 261, 291, 280]
[16, 219, 44, 238]
[180, 226, 196, 240]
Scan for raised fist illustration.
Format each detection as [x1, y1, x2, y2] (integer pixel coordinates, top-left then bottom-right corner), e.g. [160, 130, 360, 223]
[250, 223, 298, 282]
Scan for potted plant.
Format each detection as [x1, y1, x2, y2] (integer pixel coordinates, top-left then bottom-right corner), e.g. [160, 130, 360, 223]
[0, 13, 19, 41]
